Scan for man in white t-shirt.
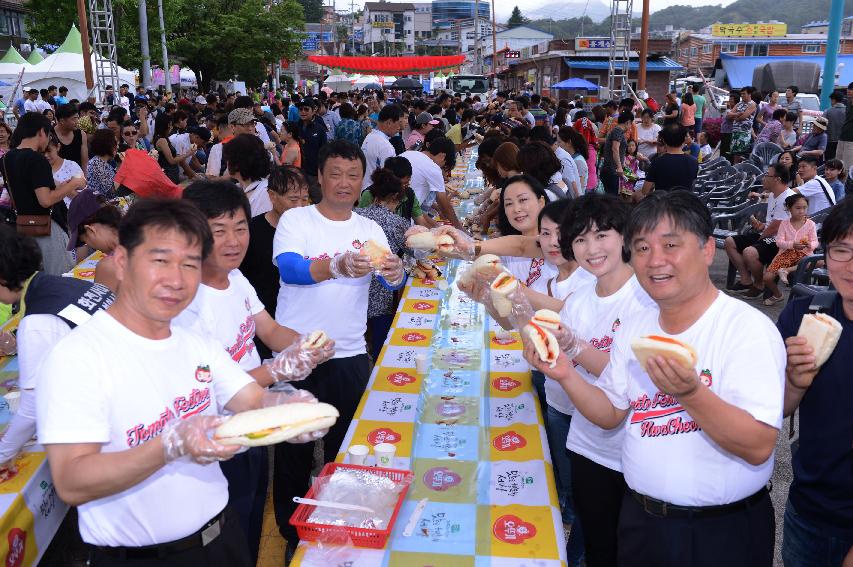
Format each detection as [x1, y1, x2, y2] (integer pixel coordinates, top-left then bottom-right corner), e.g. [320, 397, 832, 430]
[169, 126, 211, 181]
[176, 181, 335, 564]
[271, 139, 405, 554]
[22, 89, 40, 113]
[401, 136, 462, 229]
[360, 104, 402, 190]
[525, 191, 784, 567]
[796, 156, 837, 214]
[36, 199, 321, 566]
[725, 162, 795, 295]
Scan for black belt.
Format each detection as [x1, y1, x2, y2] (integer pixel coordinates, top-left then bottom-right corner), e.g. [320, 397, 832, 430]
[628, 487, 768, 519]
[91, 508, 227, 560]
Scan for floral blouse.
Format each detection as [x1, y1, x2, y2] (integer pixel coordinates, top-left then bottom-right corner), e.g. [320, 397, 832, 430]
[86, 156, 117, 199]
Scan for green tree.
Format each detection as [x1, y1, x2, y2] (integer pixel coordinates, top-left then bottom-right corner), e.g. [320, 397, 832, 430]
[507, 6, 528, 28]
[299, 0, 323, 22]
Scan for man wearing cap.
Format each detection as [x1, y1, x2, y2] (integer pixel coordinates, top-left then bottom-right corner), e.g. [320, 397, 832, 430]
[297, 101, 328, 202]
[170, 126, 212, 181]
[361, 104, 403, 192]
[207, 109, 255, 180]
[794, 116, 829, 162]
[233, 95, 271, 144]
[405, 112, 439, 150]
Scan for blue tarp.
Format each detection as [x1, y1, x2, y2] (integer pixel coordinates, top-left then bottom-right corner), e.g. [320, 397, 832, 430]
[563, 57, 683, 71]
[552, 77, 600, 90]
[720, 53, 853, 89]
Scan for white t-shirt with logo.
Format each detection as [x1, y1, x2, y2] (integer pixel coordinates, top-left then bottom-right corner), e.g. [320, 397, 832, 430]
[562, 275, 656, 471]
[597, 292, 785, 505]
[528, 269, 595, 415]
[273, 205, 389, 358]
[361, 130, 395, 190]
[174, 269, 265, 370]
[36, 311, 254, 546]
[767, 188, 795, 224]
[500, 256, 558, 289]
[402, 150, 445, 210]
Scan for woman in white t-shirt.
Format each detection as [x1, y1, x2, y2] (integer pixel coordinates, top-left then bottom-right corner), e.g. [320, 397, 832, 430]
[45, 135, 86, 207]
[635, 109, 662, 159]
[552, 193, 655, 566]
[495, 174, 557, 287]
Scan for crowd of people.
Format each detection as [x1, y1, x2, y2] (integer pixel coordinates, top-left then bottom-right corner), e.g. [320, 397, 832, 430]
[0, 77, 849, 567]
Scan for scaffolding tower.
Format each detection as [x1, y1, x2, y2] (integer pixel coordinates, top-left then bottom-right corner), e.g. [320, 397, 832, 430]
[607, 0, 633, 99]
[87, 0, 121, 101]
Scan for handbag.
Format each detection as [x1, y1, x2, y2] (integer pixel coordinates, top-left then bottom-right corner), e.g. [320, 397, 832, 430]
[2, 154, 51, 237]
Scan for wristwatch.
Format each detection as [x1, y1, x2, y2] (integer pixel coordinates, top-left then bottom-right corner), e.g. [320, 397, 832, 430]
[474, 242, 482, 257]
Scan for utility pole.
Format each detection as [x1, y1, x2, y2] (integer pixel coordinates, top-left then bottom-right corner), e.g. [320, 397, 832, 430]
[350, 0, 356, 55]
[157, 0, 170, 92]
[474, 0, 480, 74]
[138, 0, 151, 88]
[638, 0, 649, 91]
[491, 0, 497, 85]
[75, 0, 95, 91]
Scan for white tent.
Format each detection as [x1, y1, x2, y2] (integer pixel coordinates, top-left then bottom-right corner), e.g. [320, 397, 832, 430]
[23, 25, 135, 101]
[324, 74, 352, 92]
[353, 75, 379, 88]
[0, 46, 30, 84]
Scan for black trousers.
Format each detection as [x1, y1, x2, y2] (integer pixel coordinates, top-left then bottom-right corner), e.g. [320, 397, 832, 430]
[569, 450, 626, 567]
[600, 169, 620, 196]
[87, 510, 251, 567]
[219, 446, 268, 566]
[617, 489, 774, 567]
[273, 354, 370, 542]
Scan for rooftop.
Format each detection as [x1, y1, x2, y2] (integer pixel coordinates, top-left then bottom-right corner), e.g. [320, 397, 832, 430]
[364, 2, 415, 12]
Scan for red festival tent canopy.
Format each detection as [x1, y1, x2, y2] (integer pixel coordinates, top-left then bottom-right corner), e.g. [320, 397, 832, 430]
[307, 55, 465, 74]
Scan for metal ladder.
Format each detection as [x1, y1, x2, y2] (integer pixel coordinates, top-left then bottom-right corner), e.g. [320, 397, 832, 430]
[88, 0, 121, 103]
[607, 0, 633, 99]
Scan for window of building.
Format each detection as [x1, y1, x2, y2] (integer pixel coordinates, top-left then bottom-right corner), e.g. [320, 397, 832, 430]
[802, 44, 820, 53]
[702, 44, 711, 54]
[745, 43, 768, 56]
[690, 47, 697, 56]
[720, 43, 739, 54]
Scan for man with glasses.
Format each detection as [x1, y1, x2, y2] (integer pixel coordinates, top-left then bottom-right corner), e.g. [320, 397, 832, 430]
[725, 163, 795, 295]
[777, 197, 853, 566]
[119, 122, 148, 152]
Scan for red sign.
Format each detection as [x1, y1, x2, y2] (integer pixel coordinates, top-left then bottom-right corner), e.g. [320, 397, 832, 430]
[387, 371, 416, 386]
[5, 528, 25, 567]
[423, 467, 462, 491]
[492, 514, 536, 544]
[492, 376, 521, 392]
[367, 427, 401, 445]
[402, 332, 427, 343]
[492, 431, 527, 451]
[413, 301, 433, 311]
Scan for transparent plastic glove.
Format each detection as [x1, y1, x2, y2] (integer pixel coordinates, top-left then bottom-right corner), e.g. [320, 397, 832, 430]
[0, 332, 16, 356]
[264, 335, 335, 383]
[261, 384, 328, 443]
[160, 415, 238, 464]
[329, 251, 372, 279]
[433, 226, 476, 260]
[506, 285, 535, 331]
[550, 324, 587, 360]
[404, 225, 429, 239]
[405, 225, 431, 260]
[376, 253, 405, 286]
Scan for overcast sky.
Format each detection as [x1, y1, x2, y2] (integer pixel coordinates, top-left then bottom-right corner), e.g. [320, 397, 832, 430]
[338, 0, 738, 22]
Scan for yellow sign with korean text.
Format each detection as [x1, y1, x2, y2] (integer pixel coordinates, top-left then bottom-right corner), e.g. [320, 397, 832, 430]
[711, 23, 787, 37]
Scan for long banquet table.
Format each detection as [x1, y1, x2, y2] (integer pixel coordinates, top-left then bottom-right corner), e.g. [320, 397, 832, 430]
[292, 149, 568, 567]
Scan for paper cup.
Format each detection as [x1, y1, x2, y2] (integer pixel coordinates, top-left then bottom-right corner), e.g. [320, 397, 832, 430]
[414, 354, 428, 375]
[4, 391, 20, 414]
[374, 443, 397, 467]
[347, 444, 369, 465]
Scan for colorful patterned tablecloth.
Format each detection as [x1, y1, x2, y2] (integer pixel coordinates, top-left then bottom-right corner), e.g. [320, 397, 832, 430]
[293, 151, 567, 567]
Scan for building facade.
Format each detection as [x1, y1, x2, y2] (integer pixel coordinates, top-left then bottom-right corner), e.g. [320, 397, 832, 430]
[431, 0, 490, 30]
[0, 0, 28, 53]
[363, 1, 416, 55]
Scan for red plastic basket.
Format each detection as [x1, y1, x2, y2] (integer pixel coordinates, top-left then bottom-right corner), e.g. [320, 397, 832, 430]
[289, 462, 414, 549]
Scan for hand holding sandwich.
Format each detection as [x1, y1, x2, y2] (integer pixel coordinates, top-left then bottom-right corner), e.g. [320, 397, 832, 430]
[329, 251, 373, 279]
[376, 253, 405, 286]
[431, 226, 477, 260]
[643, 355, 702, 399]
[264, 332, 335, 383]
[259, 385, 330, 443]
[160, 415, 241, 465]
[783, 336, 819, 389]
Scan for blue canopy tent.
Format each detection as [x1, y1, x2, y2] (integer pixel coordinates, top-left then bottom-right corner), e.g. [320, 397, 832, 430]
[552, 77, 599, 90]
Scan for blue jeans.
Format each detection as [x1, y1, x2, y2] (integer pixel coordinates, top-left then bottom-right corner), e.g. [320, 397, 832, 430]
[782, 499, 853, 567]
[695, 117, 703, 136]
[546, 405, 585, 567]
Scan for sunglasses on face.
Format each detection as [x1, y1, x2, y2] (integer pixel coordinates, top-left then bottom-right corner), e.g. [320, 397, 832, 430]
[123, 131, 138, 136]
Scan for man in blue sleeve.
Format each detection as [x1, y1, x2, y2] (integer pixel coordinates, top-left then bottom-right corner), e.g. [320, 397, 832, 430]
[270, 139, 405, 556]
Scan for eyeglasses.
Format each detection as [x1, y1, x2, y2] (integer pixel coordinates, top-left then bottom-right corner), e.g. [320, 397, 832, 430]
[827, 245, 853, 263]
[123, 131, 138, 136]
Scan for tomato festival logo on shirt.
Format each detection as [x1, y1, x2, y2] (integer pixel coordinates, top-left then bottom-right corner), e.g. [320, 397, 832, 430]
[493, 514, 537, 544]
[5, 528, 25, 567]
[402, 331, 427, 343]
[699, 369, 713, 387]
[351, 239, 364, 250]
[493, 376, 522, 392]
[629, 391, 701, 438]
[227, 314, 257, 363]
[492, 430, 527, 451]
[194, 364, 212, 383]
[422, 466, 462, 491]
[126, 388, 211, 447]
[367, 427, 401, 445]
[611, 318, 621, 333]
[387, 371, 416, 387]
